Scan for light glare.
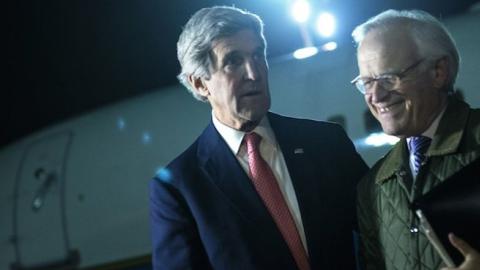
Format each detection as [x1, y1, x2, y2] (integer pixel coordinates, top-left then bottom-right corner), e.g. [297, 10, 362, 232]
[142, 132, 152, 144]
[291, 0, 311, 23]
[156, 167, 172, 182]
[117, 117, 126, 130]
[364, 132, 399, 147]
[316, 12, 336, 37]
[322, 41, 337, 51]
[293, 46, 318, 59]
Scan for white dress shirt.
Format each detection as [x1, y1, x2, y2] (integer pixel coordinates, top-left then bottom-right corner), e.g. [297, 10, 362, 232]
[212, 112, 309, 253]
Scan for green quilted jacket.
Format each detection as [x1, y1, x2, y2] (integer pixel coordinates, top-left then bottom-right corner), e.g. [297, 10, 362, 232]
[357, 97, 480, 270]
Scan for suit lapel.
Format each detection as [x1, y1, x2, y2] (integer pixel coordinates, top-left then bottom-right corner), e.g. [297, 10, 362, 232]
[268, 113, 326, 260]
[197, 122, 278, 229]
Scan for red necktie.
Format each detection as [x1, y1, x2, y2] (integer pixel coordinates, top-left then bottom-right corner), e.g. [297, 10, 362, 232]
[244, 132, 310, 270]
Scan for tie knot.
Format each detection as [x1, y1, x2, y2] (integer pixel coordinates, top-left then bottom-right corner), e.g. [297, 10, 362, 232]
[244, 132, 262, 152]
[410, 136, 431, 155]
[409, 136, 432, 175]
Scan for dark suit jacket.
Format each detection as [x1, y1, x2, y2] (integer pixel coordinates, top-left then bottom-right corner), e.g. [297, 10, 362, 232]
[150, 112, 368, 269]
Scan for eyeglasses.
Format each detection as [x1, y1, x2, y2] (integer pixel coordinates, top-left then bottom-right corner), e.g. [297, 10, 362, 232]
[351, 58, 426, 95]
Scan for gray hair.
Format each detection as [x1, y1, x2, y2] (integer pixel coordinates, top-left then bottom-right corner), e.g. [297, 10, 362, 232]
[352, 9, 460, 91]
[177, 6, 266, 102]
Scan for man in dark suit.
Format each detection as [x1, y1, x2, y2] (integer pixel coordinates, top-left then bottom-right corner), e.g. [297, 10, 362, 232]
[149, 6, 368, 270]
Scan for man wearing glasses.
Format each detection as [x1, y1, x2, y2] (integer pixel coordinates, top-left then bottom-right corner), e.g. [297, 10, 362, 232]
[351, 9, 480, 270]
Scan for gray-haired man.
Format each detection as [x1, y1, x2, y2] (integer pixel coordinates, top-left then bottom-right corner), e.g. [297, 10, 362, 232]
[149, 5, 368, 270]
[352, 9, 480, 270]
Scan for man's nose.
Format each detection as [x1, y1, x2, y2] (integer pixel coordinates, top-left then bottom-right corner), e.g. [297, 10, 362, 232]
[244, 59, 261, 81]
[368, 81, 389, 102]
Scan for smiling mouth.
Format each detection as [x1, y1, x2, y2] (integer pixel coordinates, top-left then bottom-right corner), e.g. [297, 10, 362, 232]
[377, 101, 404, 113]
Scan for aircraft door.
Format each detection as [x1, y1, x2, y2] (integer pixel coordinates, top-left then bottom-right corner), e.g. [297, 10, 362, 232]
[11, 131, 78, 269]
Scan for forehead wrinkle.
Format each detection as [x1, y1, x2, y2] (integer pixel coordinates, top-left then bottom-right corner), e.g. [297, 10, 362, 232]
[358, 49, 386, 77]
[209, 29, 264, 71]
[210, 38, 236, 69]
[358, 30, 420, 76]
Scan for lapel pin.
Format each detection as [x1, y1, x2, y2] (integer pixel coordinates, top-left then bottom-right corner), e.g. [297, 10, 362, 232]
[294, 148, 304, 154]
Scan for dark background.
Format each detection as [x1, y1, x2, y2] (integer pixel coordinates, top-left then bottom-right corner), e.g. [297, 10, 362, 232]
[5, 0, 479, 148]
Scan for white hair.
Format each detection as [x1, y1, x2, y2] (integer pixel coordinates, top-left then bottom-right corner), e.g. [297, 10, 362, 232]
[176, 6, 266, 102]
[352, 9, 460, 91]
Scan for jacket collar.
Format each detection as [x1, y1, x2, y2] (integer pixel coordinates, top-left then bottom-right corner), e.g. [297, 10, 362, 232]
[196, 119, 273, 226]
[374, 97, 471, 184]
[197, 112, 279, 165]
[428, 98, 470, 156]
[195, 112, 298, 227]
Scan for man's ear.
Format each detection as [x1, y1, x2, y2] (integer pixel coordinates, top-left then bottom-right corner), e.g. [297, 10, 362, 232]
[187, 75, 209, 98]
[432, 57, 449, 89]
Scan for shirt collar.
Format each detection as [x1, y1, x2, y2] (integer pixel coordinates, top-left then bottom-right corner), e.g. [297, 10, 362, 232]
[374, 97, 470, 184]
[421, 105, 447, 139]
[211, 111, 275, 155]
[407, 104, 447, 150]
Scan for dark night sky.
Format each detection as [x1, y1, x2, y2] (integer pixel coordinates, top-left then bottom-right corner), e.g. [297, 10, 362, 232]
[4, 0, 479, 148]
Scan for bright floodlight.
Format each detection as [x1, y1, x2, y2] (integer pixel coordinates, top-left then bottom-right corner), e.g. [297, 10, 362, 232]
[316, 12, 336, 37]
[293, 46, 318, 59]
[291, 0, 311, 23]
[322, 41, 337, 51]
